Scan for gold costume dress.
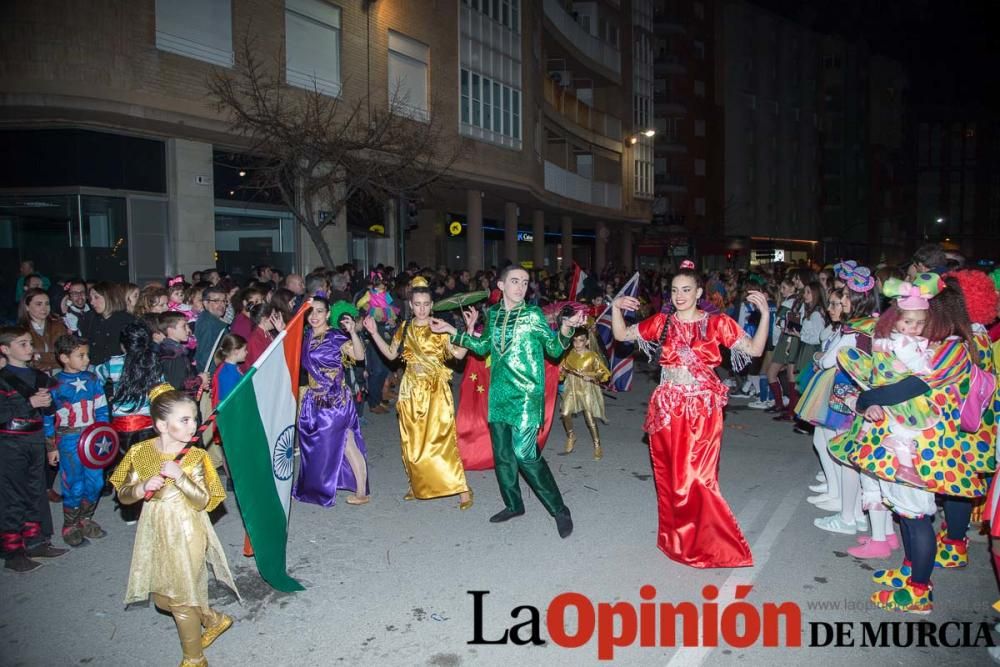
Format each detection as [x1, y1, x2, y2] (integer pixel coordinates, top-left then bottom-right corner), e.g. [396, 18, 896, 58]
[560, 349, 611, 421]
[391, 323, 469, 499]
[110, 439, 238, 609]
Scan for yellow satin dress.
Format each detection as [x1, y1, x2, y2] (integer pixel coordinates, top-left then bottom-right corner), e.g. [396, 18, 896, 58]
[110, 439, 238, 609]
[392, 323, 470, 499]
[560, 349, 611, 421]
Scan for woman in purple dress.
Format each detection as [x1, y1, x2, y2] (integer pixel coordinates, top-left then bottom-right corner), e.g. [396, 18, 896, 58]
[293, 298, 370, 507]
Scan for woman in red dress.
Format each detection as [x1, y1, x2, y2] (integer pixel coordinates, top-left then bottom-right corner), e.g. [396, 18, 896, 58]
[612, 261, 770, 568]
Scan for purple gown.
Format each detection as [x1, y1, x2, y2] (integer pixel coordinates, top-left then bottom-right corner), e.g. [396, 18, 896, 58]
[293, 328, 369, 507]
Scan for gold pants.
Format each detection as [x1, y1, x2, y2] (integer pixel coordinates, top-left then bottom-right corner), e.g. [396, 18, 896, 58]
[152, 593, 225, 663]
[562, 411, 600, 446]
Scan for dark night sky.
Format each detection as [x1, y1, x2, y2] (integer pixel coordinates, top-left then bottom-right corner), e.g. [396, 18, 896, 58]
[752, 0, 1000, 111]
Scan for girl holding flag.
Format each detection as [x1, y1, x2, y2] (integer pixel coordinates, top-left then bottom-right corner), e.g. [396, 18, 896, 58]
[110, 384, 237, 667]
[612, 261, 770, 568]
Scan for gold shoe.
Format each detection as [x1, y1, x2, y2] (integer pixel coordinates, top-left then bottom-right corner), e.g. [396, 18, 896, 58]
[403, 489, 415, 501]
[564, 433, 576, 454]
[459, 488, 474, 511]
[593, 444, 603, 461]
[201, 614, 232, 649]
[345, 494, 370, 505]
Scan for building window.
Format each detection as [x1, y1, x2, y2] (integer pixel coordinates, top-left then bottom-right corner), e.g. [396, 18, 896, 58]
[493, 82, 502, 133]
[695, 198, 706, 216]
[460, 68, 522, 144]
[285, 0, 341, 97]
[155, 0, 233, 67]
[694, 80, 705, 97]
[463, 0, 520, 31]
[695, 159, 706, 176]
[694, 2, 705, 19]
[388, 31, 430, 121]
[460, 71, 470, 123]
[695, 120, 706, 137]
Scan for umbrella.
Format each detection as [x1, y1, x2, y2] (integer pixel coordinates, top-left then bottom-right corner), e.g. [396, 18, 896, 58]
[432, 291, 489, 312]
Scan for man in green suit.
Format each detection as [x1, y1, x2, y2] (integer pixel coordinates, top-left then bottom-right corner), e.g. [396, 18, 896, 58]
[431, 266, 584, 538]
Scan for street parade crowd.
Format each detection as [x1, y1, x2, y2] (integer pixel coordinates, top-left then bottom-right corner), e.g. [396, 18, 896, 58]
[3, 242, 1000, 665]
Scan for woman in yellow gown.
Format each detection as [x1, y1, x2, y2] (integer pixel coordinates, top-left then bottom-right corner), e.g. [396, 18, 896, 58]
[362, 277, 473, 508]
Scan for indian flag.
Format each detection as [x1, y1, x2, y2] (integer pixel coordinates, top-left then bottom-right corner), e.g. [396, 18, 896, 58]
[214, 306, 307, 593]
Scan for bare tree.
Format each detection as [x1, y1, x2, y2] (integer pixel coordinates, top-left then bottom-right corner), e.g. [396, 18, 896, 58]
[208, 34, 467, 269]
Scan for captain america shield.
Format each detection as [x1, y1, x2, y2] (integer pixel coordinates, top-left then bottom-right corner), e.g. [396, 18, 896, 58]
[78, 423, 120, 469]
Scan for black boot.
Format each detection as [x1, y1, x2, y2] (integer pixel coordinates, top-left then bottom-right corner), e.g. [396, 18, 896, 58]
[4, 550, 42, 573]
[26, 541, 69, 559]
[555, 507, 574, 539]
[489, 508, 525, 523]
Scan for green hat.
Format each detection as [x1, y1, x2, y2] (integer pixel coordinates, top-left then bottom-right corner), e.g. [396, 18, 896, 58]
[328, 300, 359, 329]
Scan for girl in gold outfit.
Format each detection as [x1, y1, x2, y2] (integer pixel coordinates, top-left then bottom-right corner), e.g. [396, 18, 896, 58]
[560, 328, 611, 460]
[110, 385, 238, 667]
[362, 277, 473, 508]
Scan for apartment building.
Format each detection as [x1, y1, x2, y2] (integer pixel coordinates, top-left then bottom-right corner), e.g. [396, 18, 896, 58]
[646, 0, 718, 268]
[0, 0, 651, 288]
[720, 0, 822, 267]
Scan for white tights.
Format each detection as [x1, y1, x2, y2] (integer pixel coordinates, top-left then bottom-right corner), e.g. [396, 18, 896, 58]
[812, 427, 841, 498]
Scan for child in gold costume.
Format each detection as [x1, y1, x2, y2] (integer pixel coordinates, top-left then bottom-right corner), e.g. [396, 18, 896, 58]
[560, 328, 611, 460]
[110, 385, 238, 667]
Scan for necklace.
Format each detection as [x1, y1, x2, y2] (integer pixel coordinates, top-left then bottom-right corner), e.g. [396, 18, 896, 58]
[496, 305, 520, 356]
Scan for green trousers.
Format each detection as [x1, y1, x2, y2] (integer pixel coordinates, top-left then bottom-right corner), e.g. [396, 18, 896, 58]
[489, 422, 566, 516]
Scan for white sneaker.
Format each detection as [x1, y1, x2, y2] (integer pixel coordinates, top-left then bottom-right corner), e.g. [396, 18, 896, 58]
[809, 482, 828, 493]
[814, 497, 842, 511]
[748, 399, 774, 410]
[814, 515, 857, 535]
[855, 515, 869, 532]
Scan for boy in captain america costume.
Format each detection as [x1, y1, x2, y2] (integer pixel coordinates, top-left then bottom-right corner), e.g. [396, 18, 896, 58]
[45, 334, 110, 547]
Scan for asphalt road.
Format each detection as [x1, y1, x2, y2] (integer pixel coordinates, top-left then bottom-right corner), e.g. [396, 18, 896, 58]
[2, 370, 997, 666]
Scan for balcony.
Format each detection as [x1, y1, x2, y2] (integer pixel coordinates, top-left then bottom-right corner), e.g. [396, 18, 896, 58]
[544, 161, 622, 209]
[655, 53, 687, 74]
[543, 78, 623, 142]
[543, 0, 621, 77]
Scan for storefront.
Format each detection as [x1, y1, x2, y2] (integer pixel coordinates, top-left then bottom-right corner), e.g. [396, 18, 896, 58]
[0, 129, 170, 290]
[444, 214, 596, 271]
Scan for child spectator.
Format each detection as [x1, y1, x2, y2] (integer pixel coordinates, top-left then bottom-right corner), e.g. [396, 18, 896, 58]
[45, 334, 110, 547]
[0, 326, 68, 571]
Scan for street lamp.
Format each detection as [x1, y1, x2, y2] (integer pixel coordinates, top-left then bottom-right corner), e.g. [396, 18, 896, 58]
[923, 216, 945, 240]
[627, 129, 656, 144]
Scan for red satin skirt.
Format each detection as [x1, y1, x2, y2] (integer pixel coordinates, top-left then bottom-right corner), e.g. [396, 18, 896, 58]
[648, 405, 753, 568]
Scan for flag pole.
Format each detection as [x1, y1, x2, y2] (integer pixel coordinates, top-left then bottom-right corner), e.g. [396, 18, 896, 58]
[143, 411, 220, 501]
[595, 271, 640, 324]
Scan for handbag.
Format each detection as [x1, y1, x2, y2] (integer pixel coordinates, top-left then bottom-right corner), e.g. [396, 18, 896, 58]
[960, 364, 997, 433]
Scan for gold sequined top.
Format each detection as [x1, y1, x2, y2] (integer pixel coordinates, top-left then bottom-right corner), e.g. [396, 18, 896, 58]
[109, 437, 236, 607]
[110, 438, 226, 513]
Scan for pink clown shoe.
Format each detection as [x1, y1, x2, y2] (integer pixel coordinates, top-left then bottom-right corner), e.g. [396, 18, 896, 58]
[848, 538, 893, 559]
[856, 533, 900, 550]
